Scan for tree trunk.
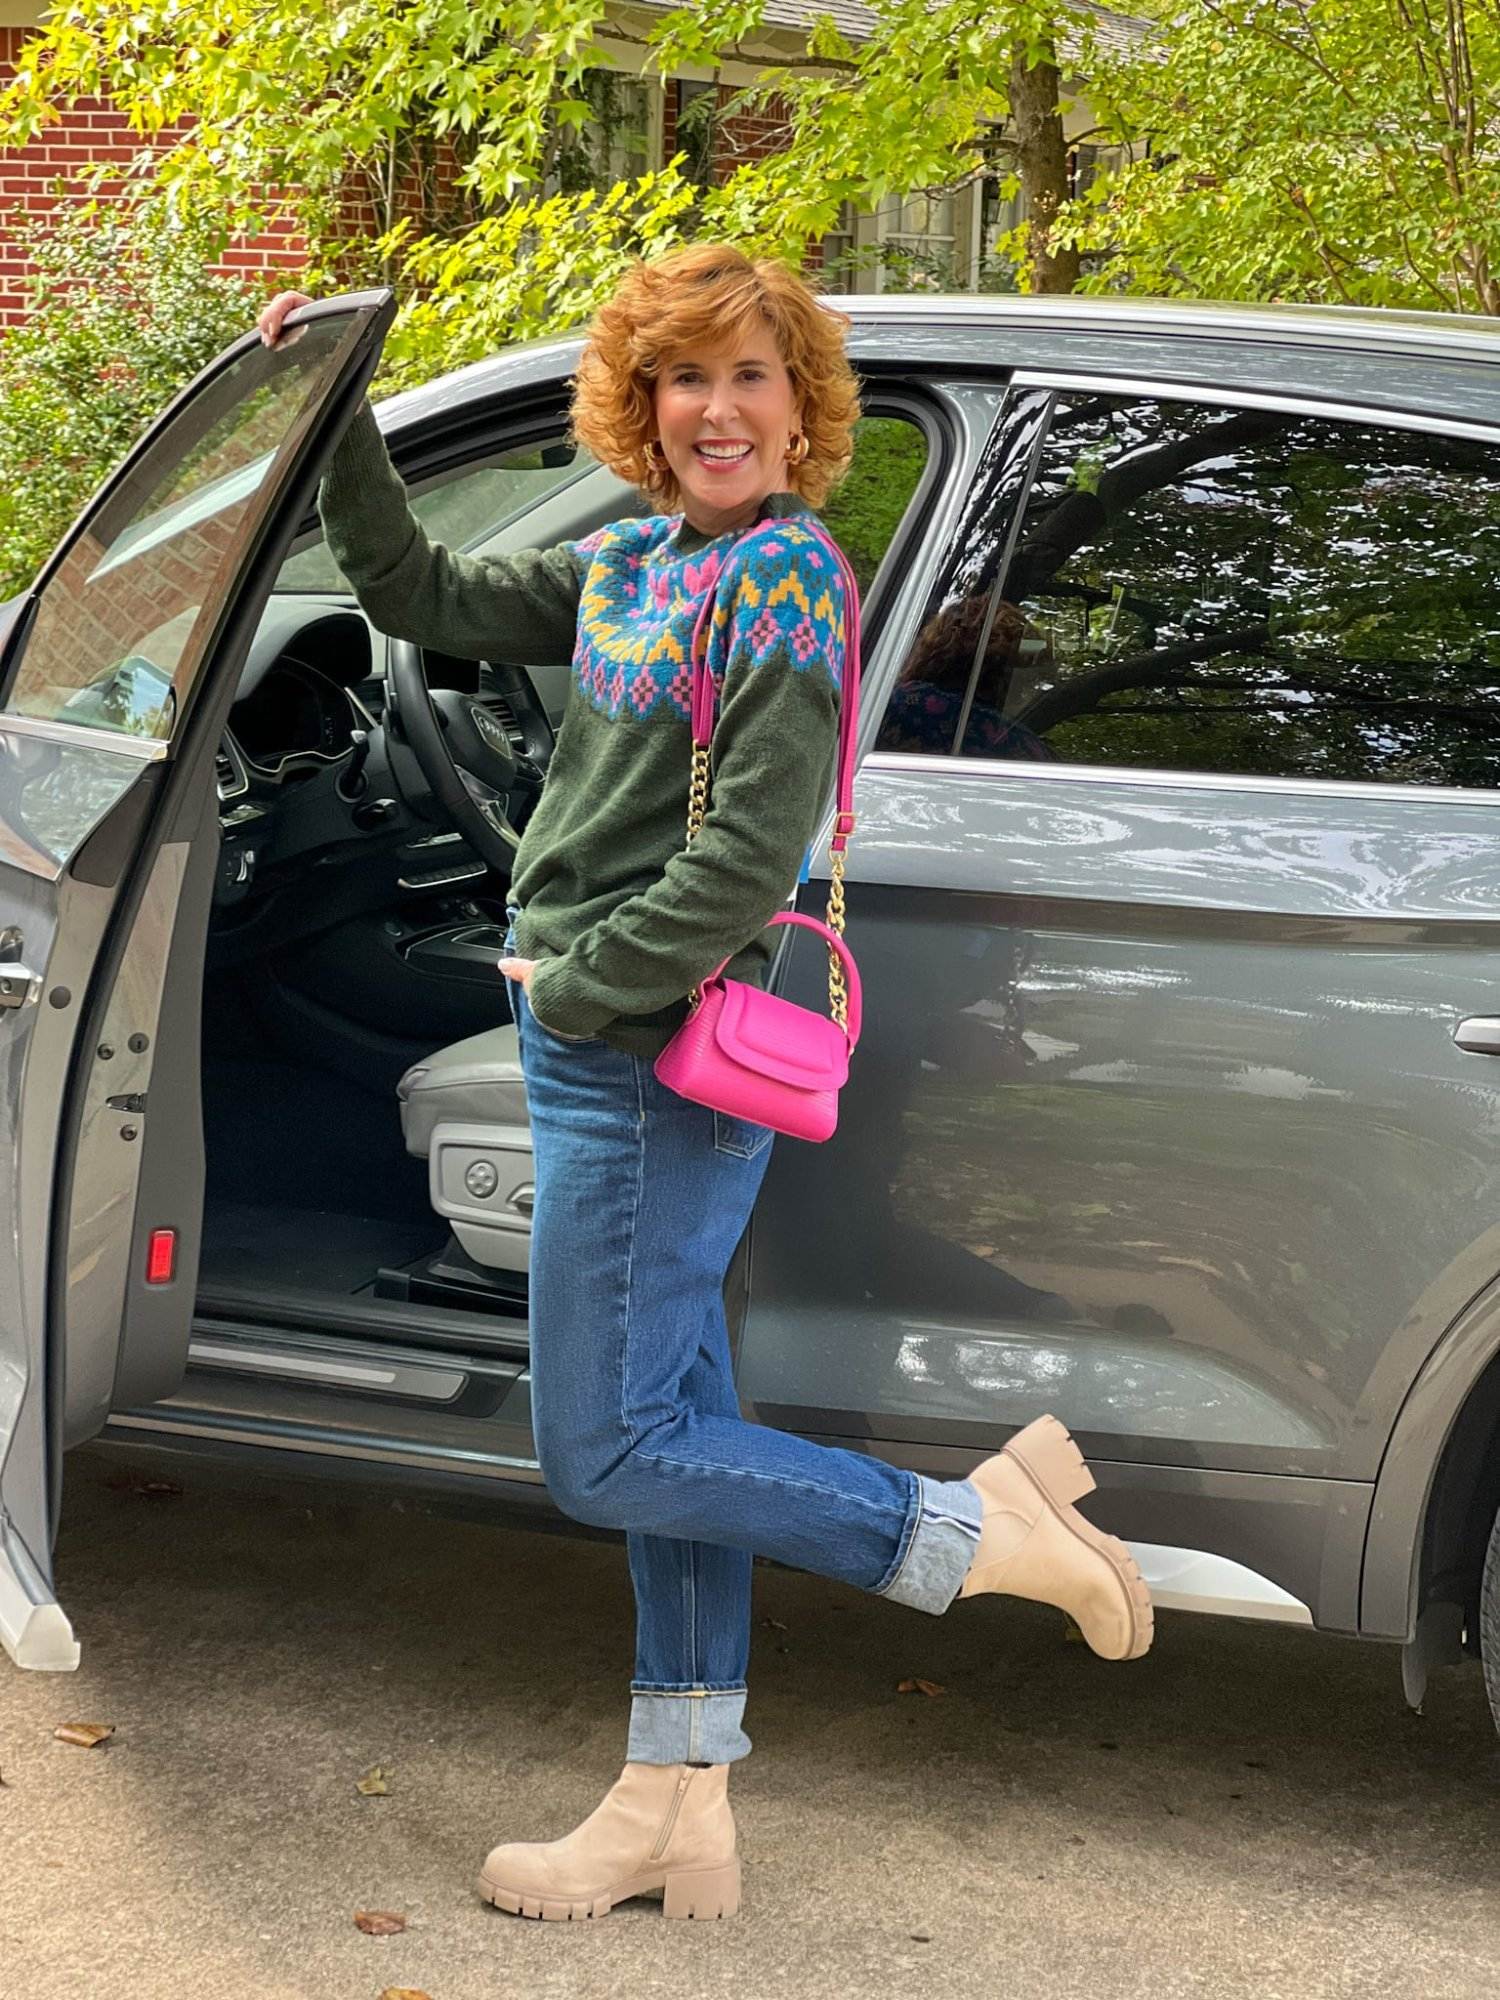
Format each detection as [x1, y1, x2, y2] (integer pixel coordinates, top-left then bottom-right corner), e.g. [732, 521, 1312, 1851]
[1007, 45, 1080, 295]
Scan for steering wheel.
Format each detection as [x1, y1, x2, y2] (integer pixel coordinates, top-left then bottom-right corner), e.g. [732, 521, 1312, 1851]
[386, 644, 556, 873]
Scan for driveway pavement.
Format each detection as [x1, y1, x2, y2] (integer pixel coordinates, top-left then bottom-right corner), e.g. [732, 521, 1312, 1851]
[2, 1440, 1498, 2000]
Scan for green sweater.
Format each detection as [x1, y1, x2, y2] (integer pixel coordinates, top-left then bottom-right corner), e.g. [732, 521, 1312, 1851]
[318, 403, 846, 1055]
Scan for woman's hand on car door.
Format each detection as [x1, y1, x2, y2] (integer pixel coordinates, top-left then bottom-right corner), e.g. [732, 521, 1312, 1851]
[257, 292, 316, 347]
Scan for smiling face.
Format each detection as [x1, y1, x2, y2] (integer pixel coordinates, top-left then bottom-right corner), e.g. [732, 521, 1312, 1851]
[652, 327, 803, 538]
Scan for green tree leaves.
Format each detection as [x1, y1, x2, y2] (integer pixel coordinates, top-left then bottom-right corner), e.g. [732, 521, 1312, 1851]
[1067, 0, 1500, 315]
[0, 0, 1098, 396]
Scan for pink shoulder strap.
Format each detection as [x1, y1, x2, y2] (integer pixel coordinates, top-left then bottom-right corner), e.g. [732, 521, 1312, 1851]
[687, 514, 861, 856]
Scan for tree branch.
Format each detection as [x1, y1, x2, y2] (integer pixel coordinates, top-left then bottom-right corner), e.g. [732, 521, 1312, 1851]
[1015, 625, 1272, 732]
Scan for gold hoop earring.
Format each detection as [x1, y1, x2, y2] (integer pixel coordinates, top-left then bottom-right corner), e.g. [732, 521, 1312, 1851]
[645, 440, 669, 474]
[786, 432, 809, 467]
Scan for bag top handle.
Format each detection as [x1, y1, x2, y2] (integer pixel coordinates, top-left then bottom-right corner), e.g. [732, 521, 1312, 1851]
[700, 910, 863, 1047]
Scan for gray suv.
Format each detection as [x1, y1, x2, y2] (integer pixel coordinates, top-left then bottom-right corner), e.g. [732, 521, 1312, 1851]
[3, 291, 1500, 1735]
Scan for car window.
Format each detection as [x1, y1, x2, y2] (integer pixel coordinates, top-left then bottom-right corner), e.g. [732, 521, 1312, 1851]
[816, 415, 932, 596]
[277, 411, 932, 602]
[4, 317, 369, 740]
[873, 390, 1054, 759]
[880, 389, 1500, 787]
[275, 433, 596, 590]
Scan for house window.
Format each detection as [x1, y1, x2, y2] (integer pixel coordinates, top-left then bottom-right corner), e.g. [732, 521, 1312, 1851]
[820, 200, 857, 294]
[876, 189, 961, 292]
[1067, 143, 1101, 198]
[676, 79, 717, 188]
[552, 71, 654, 194]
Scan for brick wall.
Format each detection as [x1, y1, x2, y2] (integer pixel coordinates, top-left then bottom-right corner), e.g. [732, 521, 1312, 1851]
[717, 92, 793, 177]
[665, 79, 796, 185]
[0, 23, 307, 325]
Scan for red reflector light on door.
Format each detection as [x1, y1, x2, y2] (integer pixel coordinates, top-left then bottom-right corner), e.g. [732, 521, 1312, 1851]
[145, 1229, 177, 1285]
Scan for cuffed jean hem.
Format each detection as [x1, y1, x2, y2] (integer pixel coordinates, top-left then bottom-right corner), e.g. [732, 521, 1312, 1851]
[628, 1687, 752, 1765]
[875, 1474, 984, 1615]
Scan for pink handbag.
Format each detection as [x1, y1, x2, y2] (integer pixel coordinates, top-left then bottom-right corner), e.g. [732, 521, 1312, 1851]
[653, 518, 863, 1143]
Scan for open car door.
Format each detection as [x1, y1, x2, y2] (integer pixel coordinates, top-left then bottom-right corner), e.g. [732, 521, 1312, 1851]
[0, 293, 396, 1669]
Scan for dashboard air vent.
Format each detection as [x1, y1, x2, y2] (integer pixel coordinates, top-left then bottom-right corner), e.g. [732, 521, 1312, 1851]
[215, 738, 248, 801]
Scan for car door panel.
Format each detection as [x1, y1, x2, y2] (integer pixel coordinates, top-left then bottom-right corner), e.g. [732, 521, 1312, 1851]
[748, 760, 1500, 1486]
[0, 742, 163, 1667]
[0, 293, 397, 1670]
[59, 801, 223, 1446]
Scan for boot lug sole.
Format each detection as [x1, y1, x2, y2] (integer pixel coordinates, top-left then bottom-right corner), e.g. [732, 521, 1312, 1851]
[973, 1414, 1155, 1661]
[479, 1856, 741, 1921]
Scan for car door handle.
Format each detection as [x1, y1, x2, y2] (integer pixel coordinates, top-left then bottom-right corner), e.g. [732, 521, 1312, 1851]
[1454, 1016, 1500, 1054]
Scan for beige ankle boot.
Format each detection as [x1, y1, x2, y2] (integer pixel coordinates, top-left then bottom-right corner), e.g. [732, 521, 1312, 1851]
[959, 1414, 1154, 1660]
[478, 1760, 740, 1921]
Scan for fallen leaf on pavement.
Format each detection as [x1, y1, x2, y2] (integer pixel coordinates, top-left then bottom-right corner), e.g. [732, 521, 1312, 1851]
[104, 1472, 182, 1499]
[355, 1765, 392, 1796]
[897, 1678, 946, 1697]
[53, 1723, 114, 1749]
[378, 1990, 432, 2000]
[354, 1911, 407, 1937]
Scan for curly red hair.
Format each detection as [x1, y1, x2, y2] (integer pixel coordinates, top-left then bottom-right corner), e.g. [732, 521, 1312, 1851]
[571, 243, 860, 511]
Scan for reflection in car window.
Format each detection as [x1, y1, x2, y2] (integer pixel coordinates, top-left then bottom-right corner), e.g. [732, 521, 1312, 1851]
[274, 436, 598, 591]
[875, 391, 1053, 759]
[889, 390, 1500, 788]
[4, 318, 361, 740]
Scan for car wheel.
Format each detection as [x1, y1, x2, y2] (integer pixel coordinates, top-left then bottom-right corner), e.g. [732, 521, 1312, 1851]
[1477, 1505, 1500, 1732]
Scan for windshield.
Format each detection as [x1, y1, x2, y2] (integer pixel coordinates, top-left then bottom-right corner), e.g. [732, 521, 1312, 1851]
[275, 435, 599, 591]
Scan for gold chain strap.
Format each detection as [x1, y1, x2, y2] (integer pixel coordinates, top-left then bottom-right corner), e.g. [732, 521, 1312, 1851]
[686, 742, 710, 845]
[685, 742, 850, 1027]
[826, 845, 849, 1031]
[685, 742, 711, 1005]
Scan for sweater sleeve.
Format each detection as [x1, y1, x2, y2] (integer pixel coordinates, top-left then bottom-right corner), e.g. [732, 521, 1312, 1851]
[317, 400, 584, 664]
[526, 529, 846, 1039]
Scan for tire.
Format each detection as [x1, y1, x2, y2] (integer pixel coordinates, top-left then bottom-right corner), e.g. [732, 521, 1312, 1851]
[1478, 1504, 1500, 1733]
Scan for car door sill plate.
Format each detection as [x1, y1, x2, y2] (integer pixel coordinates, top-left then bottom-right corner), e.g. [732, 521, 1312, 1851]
[1127, 1541, 1312, 1625]
[188, 1338, 447, 1396]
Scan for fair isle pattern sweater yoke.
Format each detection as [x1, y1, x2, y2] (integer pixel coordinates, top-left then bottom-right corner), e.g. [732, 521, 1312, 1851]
[316, 400, 848, 1056]
[511, 506, 848, 1048]
[565, 512, 845, 726]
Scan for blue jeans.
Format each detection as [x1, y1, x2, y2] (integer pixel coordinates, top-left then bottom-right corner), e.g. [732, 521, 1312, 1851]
[504, 919, 982, 1765]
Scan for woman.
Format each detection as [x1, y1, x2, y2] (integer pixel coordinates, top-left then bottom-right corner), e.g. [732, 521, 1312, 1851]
[259, 245, 1152, 1925]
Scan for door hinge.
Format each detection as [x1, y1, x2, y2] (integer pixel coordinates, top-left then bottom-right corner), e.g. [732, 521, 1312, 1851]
[0, 926, 40, 1010]
[0, 966, 41, 1010]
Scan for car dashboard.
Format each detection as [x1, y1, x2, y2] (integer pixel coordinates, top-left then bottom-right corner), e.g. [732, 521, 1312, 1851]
[213, 596, 390, 905]
[221, 597, 377, 786]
